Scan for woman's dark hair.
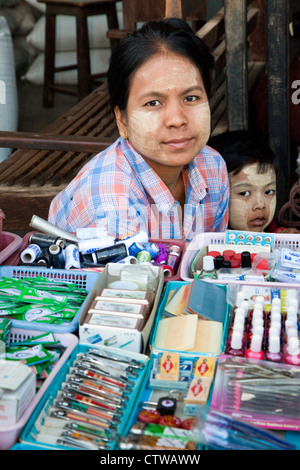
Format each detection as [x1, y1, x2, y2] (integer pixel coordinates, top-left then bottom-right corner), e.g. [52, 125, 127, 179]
[107, 18, 214, 111]
[208, 130, 279, 175]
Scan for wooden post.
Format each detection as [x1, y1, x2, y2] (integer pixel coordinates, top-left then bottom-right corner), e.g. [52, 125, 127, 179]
[165, 0, 183, 18]
[224, 0, 248, 130]
[266, 0, 290, 208]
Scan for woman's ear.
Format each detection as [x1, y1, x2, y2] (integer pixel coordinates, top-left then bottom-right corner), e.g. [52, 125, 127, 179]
[114, 106, 128, 140]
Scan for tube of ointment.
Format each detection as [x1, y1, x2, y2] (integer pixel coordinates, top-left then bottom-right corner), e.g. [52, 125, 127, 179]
[64, 244, 81, 269]
[20, 243, 42, 263]
[78, 237, 115, 255]
[30, 215, 80, 244]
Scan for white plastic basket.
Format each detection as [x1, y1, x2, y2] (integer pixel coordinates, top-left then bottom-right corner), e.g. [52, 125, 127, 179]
[0, 327, 78, 450]
[180, 232, 300, 283]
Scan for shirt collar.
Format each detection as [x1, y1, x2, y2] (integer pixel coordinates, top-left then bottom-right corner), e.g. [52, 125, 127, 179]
[119, 138, 208, 215]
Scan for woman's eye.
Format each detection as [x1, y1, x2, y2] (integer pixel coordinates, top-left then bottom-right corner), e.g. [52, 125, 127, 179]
[239, 190, 250, 197]
[185, 95, 199, 102]
[145, 100, 160, 107]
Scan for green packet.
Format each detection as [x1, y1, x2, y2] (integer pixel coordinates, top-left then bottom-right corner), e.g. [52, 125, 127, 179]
[17, 287, 68, 306]
[23, 275, 88, 295]
[9, 331, 60, 347]
[11, 304, 78, 324]
[5, 343, 53, 366]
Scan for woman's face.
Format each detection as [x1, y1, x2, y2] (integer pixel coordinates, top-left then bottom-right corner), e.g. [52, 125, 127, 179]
[114, 50, 211, 173]
[229, 163, 277, 232]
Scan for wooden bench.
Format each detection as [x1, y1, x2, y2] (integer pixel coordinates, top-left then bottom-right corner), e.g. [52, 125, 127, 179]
[0, 1, 265, 233]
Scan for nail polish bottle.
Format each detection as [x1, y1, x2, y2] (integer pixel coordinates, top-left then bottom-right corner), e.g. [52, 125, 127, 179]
[283, 337, 300, 365]
[246, 333, 264, 360]
[198, 255, 217, 279]
[265, 333, 283, 363]
[227, 330, 245, 357]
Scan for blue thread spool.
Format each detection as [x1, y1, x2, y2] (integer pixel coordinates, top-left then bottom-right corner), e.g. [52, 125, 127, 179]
[128, 242, 144, 257]
[143, 242, 159, 259]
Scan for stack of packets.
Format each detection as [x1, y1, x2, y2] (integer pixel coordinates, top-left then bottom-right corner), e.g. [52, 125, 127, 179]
[4, 331, 65, 389]
[0, 331, 65, 427]
[30, 348, 147, 450]
[83, 287, 155, 351]
[153, 279, 227, 355]
[149, 352, 217, 414]
[0, 276, 88, 325]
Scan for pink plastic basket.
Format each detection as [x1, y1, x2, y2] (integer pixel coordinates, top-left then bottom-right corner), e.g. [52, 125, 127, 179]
[0, 231, 22, 265]
[180, 232, 300, 283]
[0, 328, 78, 450]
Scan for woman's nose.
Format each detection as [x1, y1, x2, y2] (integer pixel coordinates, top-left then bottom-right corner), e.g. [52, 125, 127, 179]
[164, 101, 187, 127]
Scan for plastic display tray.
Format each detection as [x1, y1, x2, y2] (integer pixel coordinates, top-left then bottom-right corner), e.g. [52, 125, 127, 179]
[0, 265, 101, 333]
[0, 327, 78, 450]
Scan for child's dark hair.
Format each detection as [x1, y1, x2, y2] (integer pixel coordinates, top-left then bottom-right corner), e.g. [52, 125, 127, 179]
[208, 130, 279, 176]
[107, 18, 214, 111]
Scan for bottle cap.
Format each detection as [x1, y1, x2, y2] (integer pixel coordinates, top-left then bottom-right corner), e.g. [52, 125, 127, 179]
[250, 333, 262, 352]
[268, 334, 281, 354]
[288, 297, 299, 311]
[207, 250, 221, 258]
[231, 259, 240, 268]
[203, 255, 215, 271]
[223, 249, 235, 259]
[231, 331, 243, 349]
[214, 255, 224, 269]
[222, 260, 231, 268]
[236, 291, 245, 307]
[241, 251, 251, 268]
[287, 336, 300, 355]
[255, 295, 265, 306]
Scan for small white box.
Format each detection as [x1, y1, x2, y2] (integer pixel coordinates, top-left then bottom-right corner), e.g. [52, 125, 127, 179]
[0, 362, 36, 427]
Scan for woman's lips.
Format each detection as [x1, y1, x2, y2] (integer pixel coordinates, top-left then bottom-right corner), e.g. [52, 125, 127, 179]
[163, 138, 192, 150]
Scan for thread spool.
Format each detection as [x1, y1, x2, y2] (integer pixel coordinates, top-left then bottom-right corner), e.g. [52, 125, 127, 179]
[30, 215, 80, 244]
[64, 244, 81, 269]
[20, 243, 42, 263]
[48, 244, 65, 269]
[30, 233, 65, 249]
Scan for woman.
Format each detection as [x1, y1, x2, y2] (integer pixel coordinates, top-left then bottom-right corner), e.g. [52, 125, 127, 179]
[48, 19, 229, 241]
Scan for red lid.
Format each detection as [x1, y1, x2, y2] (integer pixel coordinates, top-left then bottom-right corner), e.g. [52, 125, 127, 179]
[233, 253, 242, 261]
[207, 250, 221, 258]
[158, 415, 182, 428]
[230, 259, 240, 268]
[138, 409, 160, 423]
[223, 250, 235, 259]
[250, 253, 257, 262]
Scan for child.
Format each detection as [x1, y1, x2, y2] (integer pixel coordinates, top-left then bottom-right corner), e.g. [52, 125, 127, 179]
[208, 130, 299, 234]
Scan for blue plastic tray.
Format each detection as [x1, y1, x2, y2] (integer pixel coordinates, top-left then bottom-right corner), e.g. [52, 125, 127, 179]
[19, 343, 150, 450]
[0, 265, 101, 333]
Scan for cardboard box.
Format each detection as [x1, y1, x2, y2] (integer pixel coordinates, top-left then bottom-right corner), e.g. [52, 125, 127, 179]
[79, 263, 164, 353]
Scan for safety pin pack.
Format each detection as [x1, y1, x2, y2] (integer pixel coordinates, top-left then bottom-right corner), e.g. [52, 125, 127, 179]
[22, 345, 149, 450]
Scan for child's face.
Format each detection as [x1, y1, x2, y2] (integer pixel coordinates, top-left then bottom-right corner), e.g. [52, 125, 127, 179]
[229, 163, 276, 232]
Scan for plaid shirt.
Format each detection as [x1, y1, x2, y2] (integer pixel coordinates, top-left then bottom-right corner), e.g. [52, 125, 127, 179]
[48, 138, 229, 241]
